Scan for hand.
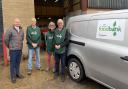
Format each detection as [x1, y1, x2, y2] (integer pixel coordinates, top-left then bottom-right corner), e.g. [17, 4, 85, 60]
[55, 45, 60, 49]
[55, 45, 58, 49]
[32, 43, 37, 48]
[57, 45, 60, 49]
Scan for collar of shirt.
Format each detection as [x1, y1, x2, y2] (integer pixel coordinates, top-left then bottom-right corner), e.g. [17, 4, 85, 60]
[32, 26, 36, 29]
[58, 29, 62, 31]
[14, 26, 20, 33]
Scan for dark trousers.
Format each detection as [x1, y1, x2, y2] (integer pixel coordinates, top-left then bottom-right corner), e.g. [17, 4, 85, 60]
[10, 50, 22, 80]
[55, 52, 66, 75]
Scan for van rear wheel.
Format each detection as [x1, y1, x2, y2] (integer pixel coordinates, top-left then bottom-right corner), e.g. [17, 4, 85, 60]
[68, 58, 85, 82]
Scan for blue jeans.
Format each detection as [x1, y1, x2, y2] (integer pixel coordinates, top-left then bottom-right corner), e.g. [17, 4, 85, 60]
[55, 52, 66, 75]
[28, 47, 41, 70]
[10, 50, 22, 80]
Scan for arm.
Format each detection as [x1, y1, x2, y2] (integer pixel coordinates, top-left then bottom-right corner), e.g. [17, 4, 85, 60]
[26, 27, 32, 45]
[53, 31, 56, 46]
[37, 29, 41, 45]
[45, 33, 47, 46]
[22, 31, 24, 41]
[4, 29, 12, 48]
[60, 29, 69, 48]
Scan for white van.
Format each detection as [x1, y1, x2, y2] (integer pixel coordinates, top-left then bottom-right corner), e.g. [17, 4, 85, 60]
[66, 10, 128, 89]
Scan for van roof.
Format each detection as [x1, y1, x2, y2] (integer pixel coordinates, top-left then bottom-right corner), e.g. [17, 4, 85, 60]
[68, 9, 128, 22]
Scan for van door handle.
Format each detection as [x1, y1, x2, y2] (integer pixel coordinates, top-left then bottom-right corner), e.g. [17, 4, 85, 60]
[120, 56, 128, 61]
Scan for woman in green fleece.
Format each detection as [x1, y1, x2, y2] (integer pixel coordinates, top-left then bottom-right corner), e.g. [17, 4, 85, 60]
[45, 21, 56, 72]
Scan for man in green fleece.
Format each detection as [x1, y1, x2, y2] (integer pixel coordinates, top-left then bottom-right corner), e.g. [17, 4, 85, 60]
[54, 19, 69, 82]
[26, 18, 41, 75]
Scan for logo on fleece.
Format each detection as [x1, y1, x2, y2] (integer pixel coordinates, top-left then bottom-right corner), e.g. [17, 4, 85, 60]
[31, 31, 37, 35]
[48, 36, 53, 39]
[56, 34, 62, 39]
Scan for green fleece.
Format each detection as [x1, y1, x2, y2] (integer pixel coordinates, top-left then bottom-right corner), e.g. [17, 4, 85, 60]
[45, 30, 54, 53]
[26, 25, 41, 49]
[54, 27, 69, 54]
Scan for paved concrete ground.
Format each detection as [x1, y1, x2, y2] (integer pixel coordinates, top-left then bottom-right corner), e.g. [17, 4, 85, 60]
[0, 52, 108, 89]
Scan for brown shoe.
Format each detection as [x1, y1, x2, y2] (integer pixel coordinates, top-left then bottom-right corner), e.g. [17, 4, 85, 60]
[45, 67, 50, 72]
[40, 68, 44, 71]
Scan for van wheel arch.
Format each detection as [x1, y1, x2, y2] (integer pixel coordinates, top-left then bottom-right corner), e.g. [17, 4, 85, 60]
[67, 55, 86, 82]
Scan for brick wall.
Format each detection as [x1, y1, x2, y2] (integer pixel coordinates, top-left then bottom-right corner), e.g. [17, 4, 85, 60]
[2, 0, 35, 56]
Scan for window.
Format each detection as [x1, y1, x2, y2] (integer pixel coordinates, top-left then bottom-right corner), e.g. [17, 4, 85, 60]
[70, 21, 89, 38]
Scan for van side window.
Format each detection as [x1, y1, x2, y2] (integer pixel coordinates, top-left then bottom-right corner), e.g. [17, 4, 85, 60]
[70, 21, 89, 37]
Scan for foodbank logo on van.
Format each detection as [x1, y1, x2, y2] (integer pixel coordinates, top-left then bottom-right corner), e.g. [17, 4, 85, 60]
[99, 21, 121, 36]
[96, 19, 125, 41]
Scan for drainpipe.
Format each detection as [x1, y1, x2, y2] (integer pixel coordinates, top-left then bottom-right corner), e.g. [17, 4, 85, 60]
[80, 0, 88, 14]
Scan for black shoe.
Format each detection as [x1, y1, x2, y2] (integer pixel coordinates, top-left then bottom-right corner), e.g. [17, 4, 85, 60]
[16, 74, 24, 79]
[61, 75, 65, 82]
[54, 73, 59, 79]
[27, 70, 32, 75]
[11, 78, 16, 84]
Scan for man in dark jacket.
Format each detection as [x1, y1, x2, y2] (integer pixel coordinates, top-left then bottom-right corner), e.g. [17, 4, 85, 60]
[26, 18, 41, 75]
[54, 19, 69, 82]
[5, 18, 24, 83]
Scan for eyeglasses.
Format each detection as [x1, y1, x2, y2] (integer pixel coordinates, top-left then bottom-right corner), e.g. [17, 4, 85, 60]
[50, 25, 55, 26]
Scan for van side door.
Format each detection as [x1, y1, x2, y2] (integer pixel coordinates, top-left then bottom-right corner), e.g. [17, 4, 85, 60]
[86, 13, 128, 89]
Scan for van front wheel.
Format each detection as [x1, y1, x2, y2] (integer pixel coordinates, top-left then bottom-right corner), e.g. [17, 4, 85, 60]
[68, 58, 85, 82]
